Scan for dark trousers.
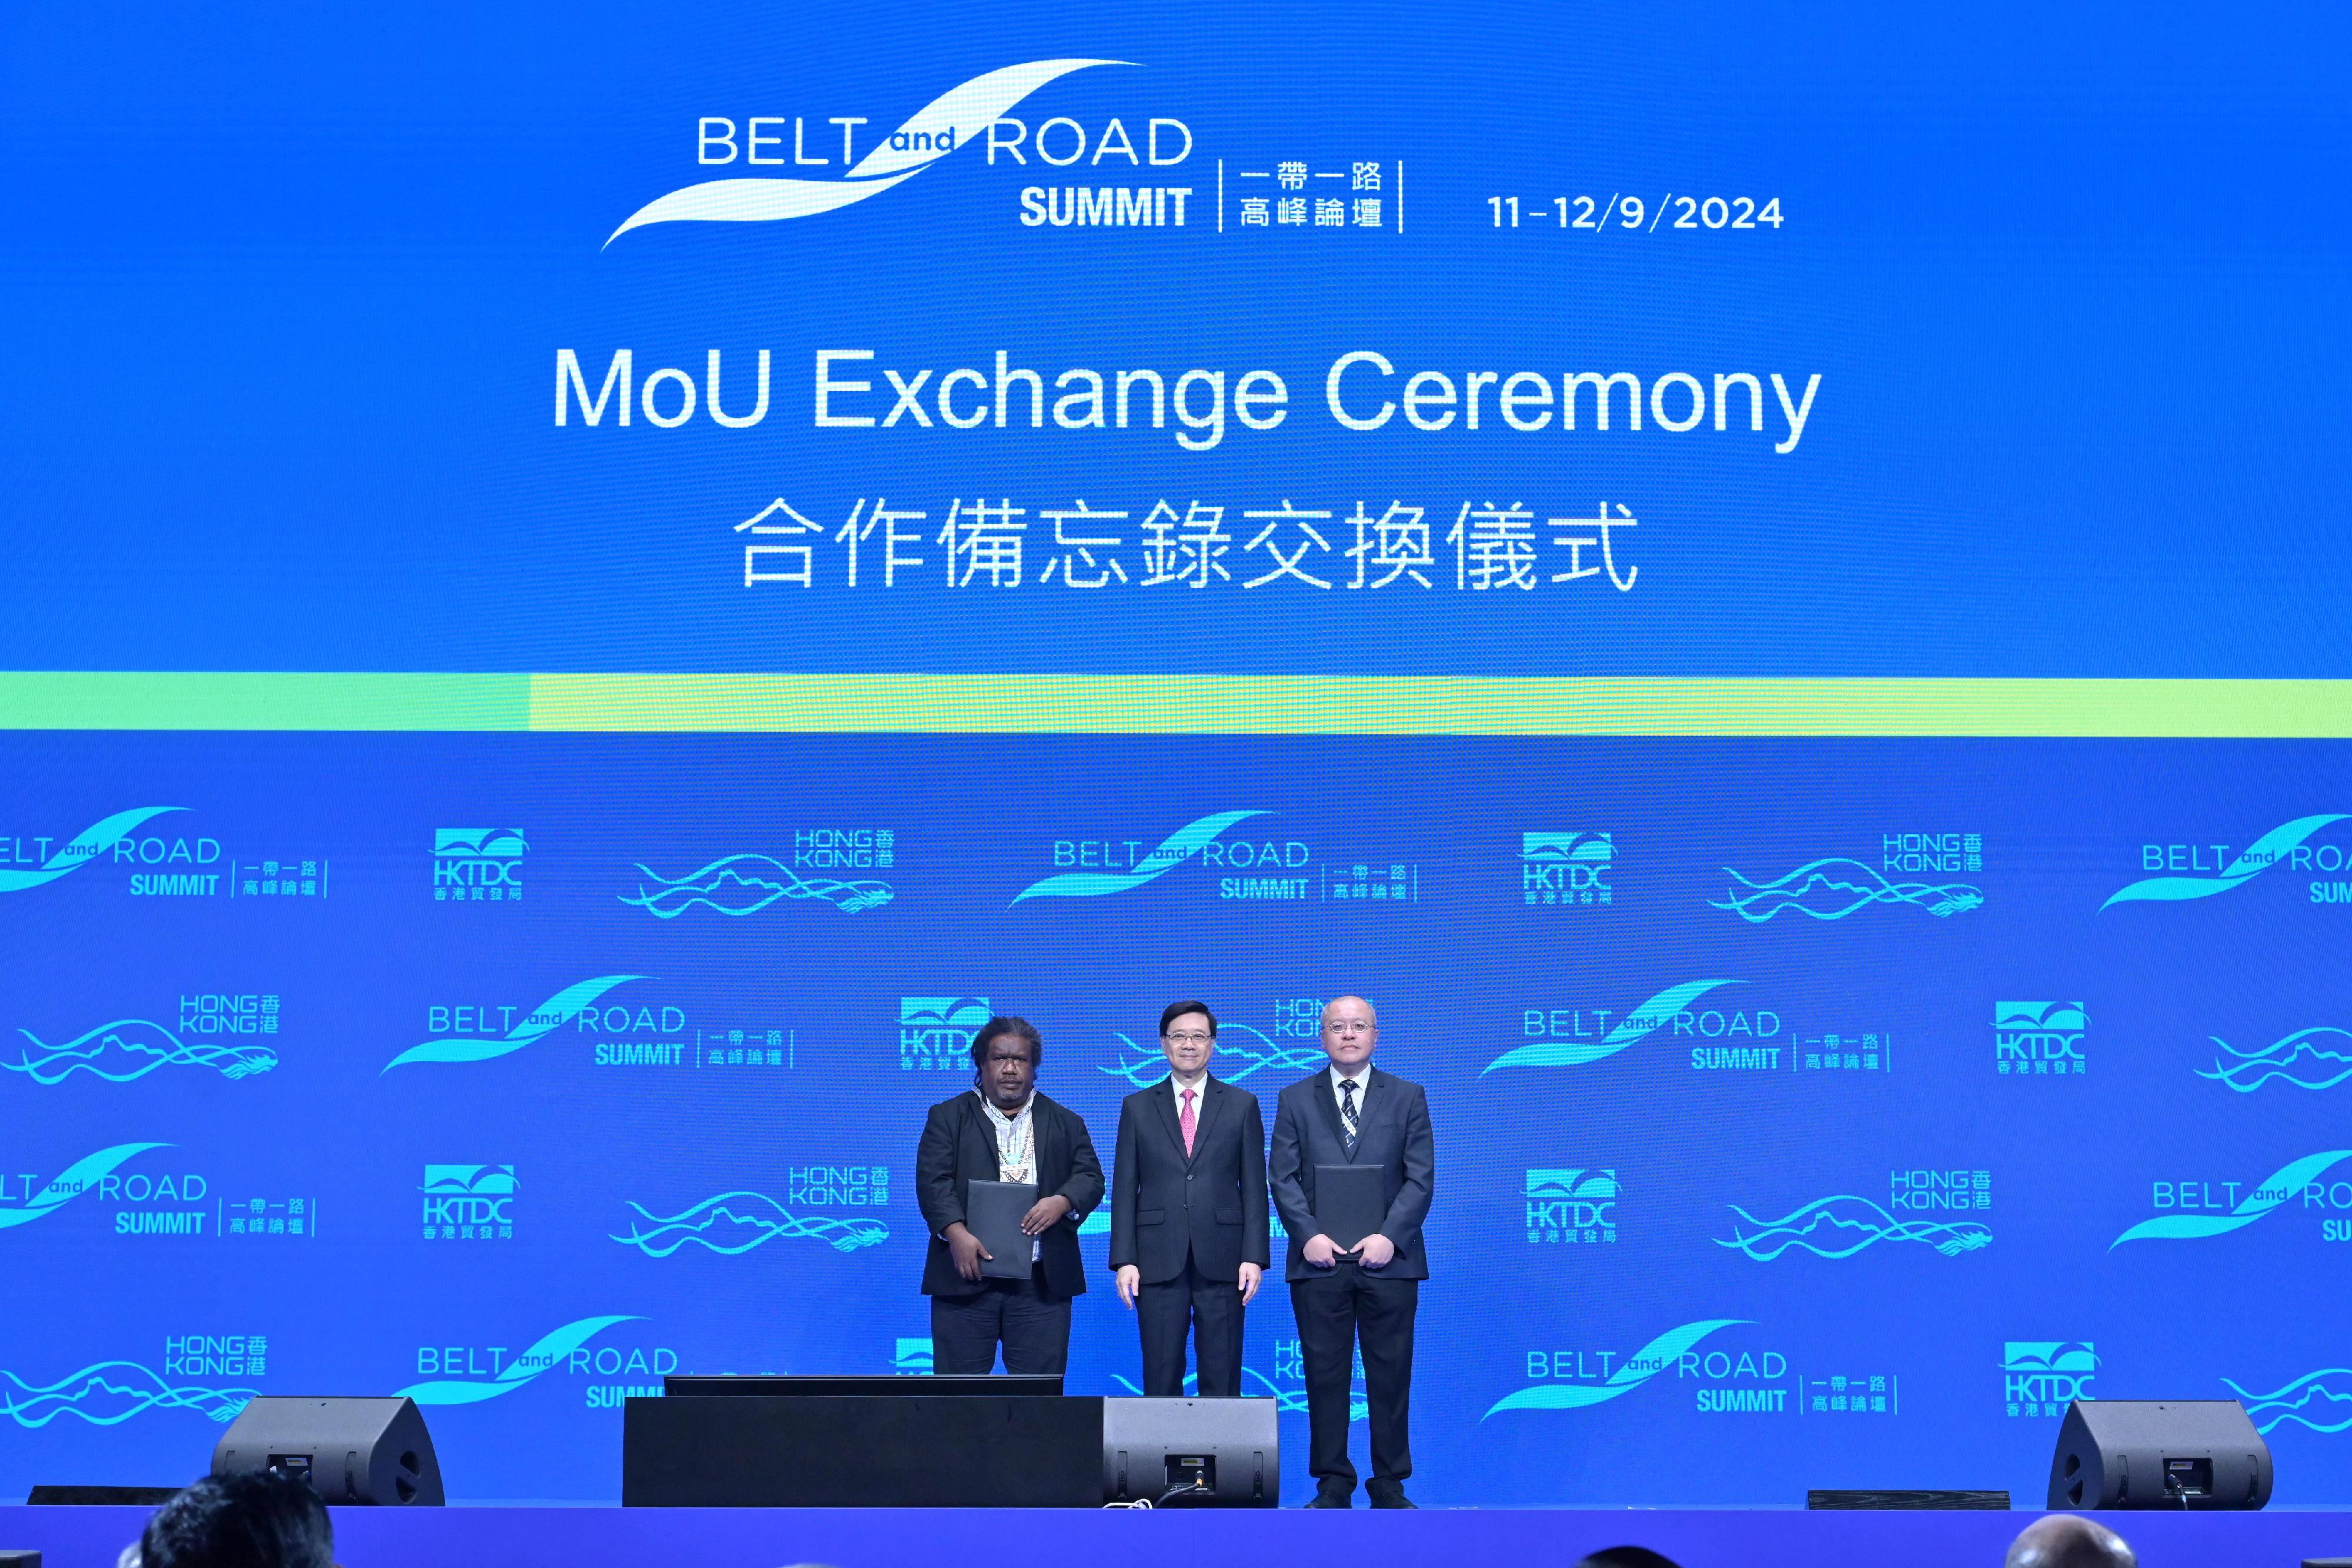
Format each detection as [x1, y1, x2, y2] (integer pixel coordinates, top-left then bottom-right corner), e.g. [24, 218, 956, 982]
[1137, 1254, 1246, 1397]
[930, 1268, 1073, 1375]
[1291, 1263, 1417, 1498]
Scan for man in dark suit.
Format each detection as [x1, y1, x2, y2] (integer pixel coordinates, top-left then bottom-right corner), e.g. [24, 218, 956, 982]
[917, 1015, 1104, 1375]
[1269, 995, 1433, 1509]
[1110, 999, 1269, 1397]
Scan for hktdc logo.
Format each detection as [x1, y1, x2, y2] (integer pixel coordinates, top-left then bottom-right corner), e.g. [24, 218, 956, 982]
[1995, 1001, 2086, 1077]
[433, 828, 526, 905]
[1521, 833, 1613, 908]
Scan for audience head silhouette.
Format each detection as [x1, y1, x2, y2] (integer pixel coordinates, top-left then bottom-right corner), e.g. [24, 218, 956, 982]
[133, 1471, 336, 1568]
[1575, 1549, 1683, 1568]
[2004, 1513, 2136, 1568]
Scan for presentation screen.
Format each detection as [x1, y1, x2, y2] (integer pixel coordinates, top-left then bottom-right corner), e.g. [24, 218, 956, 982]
[1, 1, 2345, 1506]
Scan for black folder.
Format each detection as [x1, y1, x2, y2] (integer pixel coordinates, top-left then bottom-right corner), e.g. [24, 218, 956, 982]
[1312, 1164, 1387, 1253]
[965, 1179, 1038, 1279]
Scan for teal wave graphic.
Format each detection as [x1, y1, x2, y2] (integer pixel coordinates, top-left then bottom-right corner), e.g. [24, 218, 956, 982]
[1718, 1195, 1991, 1261]
[0, 807, 183, 895]
[1996, 1001, 2086, 1033]
[7, 1020, 276, 1085]
[2103, 814, 2351, 908]
[613, 1192, 888, 1258]
[435, 828, 527, 858]
[1485, 1319, 1748, 1417]
[2200, 1028, 2352, 1093]
[2224, 1369, 2352, 1435]
[0, 1142, 170, 1230]
[2, 1361, 255, 1428]
[1713, 859, 1981, 922]
[1011, 811, 1267, 905]
[620, 854, 890, 917]
[1112, 1368, 1368, 1422]
[396, 1315, 639, 1406]
[1482, 980, 1742, 1073]
[420, 1165, 516, 1196]
[607, 61, 1130, 242]
[1098, 1023, 1325, 1087]
[2110, 1149, 2352, 1246]
[2006, 1342, 2100, 1375]
[382, 975, 643, 1072]
[1528, 1170, 1618, 1202]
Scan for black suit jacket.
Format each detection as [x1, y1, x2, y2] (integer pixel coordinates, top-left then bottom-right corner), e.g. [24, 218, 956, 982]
[1108, 1074, 1270, 1283]
[1268, 1064, 1434, 1283]
[916, 1090, 1104, 1299]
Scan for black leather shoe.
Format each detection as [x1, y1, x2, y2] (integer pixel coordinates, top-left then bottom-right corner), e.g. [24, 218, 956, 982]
[1304, 1489, 1354, 1509]
[1369, 1490, 1418, 1509]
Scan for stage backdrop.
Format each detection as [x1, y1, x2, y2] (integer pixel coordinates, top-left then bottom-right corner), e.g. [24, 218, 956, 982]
[3, 0, 2349, 1509]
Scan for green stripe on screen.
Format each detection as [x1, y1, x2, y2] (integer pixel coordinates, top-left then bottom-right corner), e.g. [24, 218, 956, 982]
[0, 673, 2348, 735]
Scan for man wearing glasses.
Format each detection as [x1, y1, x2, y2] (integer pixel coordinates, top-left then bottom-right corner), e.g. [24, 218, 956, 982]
[1109, 1000, 1269, 1397]
[1269, 995, 1434, 1508]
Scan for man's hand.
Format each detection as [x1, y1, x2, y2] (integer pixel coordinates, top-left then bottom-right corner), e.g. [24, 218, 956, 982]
[1237, 1261, 1263, 1302]
[1302, 1233, 1339, 1269]
[1115, 1264, 1141, 1308]
[1356, 1232, 1397, 1269]
[944, 1222, 991, 1282]
[1021, 1193, 1074, 1235]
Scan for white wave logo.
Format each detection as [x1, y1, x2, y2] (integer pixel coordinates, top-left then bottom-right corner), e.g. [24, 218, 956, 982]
[607, 59, 1128, 244]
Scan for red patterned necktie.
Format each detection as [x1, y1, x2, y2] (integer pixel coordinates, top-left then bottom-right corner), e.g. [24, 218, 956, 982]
[1180, 1088, 1197, 1156]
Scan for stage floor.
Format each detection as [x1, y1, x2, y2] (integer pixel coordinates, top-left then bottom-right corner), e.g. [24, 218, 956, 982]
[0, 1505, 2343, 1561]
[2, 1502, 2348, 1568]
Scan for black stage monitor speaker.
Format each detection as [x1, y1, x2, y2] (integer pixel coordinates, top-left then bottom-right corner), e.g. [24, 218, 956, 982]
[212, 1396, 445, 1506]
[1102, 1398, 1279, 1507]
[2046, 1399, 2270, 1510]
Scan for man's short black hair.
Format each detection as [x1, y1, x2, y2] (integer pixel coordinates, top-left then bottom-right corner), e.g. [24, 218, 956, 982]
[970, 1015, 1043, 1069]
[139, 1470, 336, 1568]
[1160, 1000, 1218, 1037]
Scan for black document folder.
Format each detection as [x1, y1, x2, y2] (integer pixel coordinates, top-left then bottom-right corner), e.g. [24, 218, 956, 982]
[1312, 1164, 1387, 1253]
[965, 1179, 1038, 1279]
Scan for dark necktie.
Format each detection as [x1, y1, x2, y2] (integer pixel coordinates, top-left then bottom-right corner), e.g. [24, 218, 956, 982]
[1339, 1078, 1360, 1154]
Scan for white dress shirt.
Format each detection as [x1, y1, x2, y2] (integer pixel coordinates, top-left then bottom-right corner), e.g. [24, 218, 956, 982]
[976, 1089, 1042, 1262]
[1168, 1072, 1210, 1132]
[1328, 1062, 1372, 1121]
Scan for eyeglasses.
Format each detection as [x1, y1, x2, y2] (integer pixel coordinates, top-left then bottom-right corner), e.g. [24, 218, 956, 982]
[1325, 1019, 1375, 1035]
[1163, 1031, 1214, 1045]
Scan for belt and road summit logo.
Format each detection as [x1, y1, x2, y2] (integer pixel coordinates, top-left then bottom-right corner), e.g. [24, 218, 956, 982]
[433, 828, 526, 904]
[2104, 814, 2352, 909]
[1488, 1320, 1789, 1417]
[606, 59, 1195, 242]
[1488, 979, 1889, 1078]
[420, 1165, 516, 1242]
[3, 1335, 267, 1429]
[6, 994, 280, 1084]
[1098, 998, 1327, 1087]
[1521, 833, 1613, 908]
[2199, 1025, 2352, 1093]
[612, 1168, 890, 1258]
[400, 1316, 673, 1410]
[1713, 833, 1983, 922]
[620, 831, 896, 918]
[1, 807, 214, 897]
[384, 975, 660, 1070]
[2004, 1343, 2096, 1418]
[1718, 1170, 1992, 1261]
[0, 1142, 212, 1236]
[1525, 1169, 1617, 1245]
[2111, 1150, 2352, 1247]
